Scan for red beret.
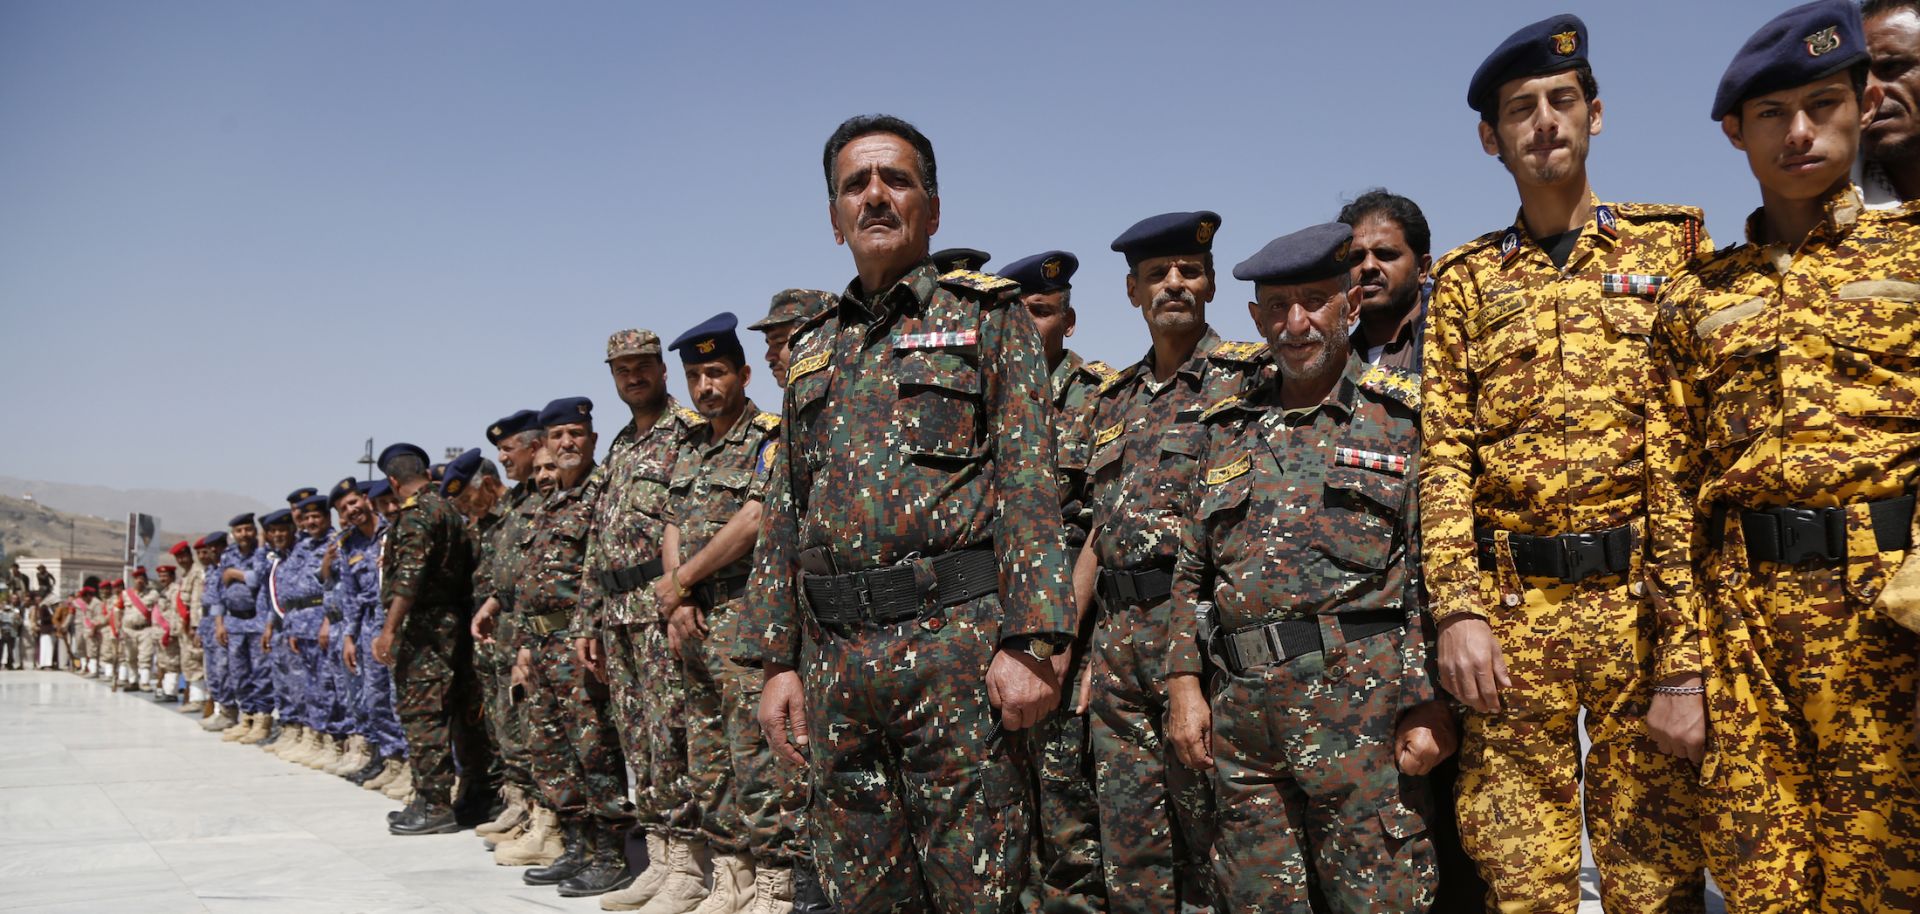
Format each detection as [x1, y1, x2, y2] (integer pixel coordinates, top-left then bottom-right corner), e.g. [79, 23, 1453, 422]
[133, 567, 147, 577]
[168, 541, 191, 557]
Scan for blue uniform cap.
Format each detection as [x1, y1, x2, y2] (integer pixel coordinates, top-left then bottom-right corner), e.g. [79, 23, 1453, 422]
[999, 251, 1078, 294]
[1110, 211, 1222, 268]
[285, 486, 319, 506]
[328, 476, 359, 507]
[669, 313, 745, 367]
[539, 397, 594, 429]
[227, 513, 256, 528]
[293, 493, 329, 512]
[440, 448, 484, 498]
[356, 479, 376, 495]
[428, 463, 446, 482]
[376, 443, 430, 474]
[198, 531, 228, 549]
[931, 248, 991, 273]
[1468, 13, 1588, 116]
[1232, 222, 1358, 286]
[486, 409, 541, 446]
[260, 509, 293, 527]
[366, 479, 392, 500]
[1711, 0, 1866, 120]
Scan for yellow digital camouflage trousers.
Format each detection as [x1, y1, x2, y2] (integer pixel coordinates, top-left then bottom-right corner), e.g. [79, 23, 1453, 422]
[1701, 540, 1920, 914]
[1457, 563, 1707, 912]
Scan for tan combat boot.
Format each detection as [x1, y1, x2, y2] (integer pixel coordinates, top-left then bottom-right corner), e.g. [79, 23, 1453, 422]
[267, 725, 301, 759]
[600, 831, 673, 911]
[495, 805, 563, 866]
[635, 837, 713, 914]
[221, 712, 254, 741]
[363, 758, 403, 791]
[236, 713, 271, 744]
[306, 735, 342, 770]
[476, 785, 528, 838]
[484, 813, 527, 851]
[382, 765, 414, 800]
[746, 865, 793, 914]
[291, 729, 325, 764]
[329, 736, 368, 776]
[690, 853, 755, 914]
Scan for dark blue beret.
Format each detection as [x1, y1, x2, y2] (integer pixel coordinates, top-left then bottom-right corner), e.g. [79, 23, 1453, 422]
[486, 409, 540, 446]
[260, 509, 293, 527]
[366, 479, 392, 500]
[199, 531, 228, 549]
[377, 443, 430, 474]
[1712, 0, 1866, 120]
[1468, 13, 1588, 116]
[356, 479, 376, 495]
[440, 448, 484, 497]
[285, 487, 319, 506]
[1110, 211, 1222, 267]
[931, 248, 991, 273]
[329, 476, 359, 506]
[999, 251, 1078, 294]
[428, 463, 446, 482]
[293, 493, 329, 512]
[539, 397, 594, 429]
[669, 313, 745, 366]
[227, 513, 255, 528]
[1233, 222, 1358, 286]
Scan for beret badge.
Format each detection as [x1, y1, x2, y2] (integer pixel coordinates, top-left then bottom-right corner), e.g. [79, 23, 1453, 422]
[1805, 25, 1840, 57]
[1551, 30, 1578, 56]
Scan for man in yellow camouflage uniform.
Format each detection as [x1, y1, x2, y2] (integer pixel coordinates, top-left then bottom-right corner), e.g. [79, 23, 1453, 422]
[1649, 4, 1920, 910]
[1420, 13, 1711, 911]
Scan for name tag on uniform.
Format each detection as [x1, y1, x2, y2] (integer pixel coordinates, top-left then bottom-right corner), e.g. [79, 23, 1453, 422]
[1601, 273, 1666, 297]
[1092, 422, 1124, 448]
[348, 555, 363, 565]
[892, 329, 978, 350]
[789, 350, 830, 381]
[1335, 446, 1408, 475]
[1203, 455, 1249, 485]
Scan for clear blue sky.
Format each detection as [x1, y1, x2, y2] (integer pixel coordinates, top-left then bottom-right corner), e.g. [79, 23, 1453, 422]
[1, 0, 1777, 506]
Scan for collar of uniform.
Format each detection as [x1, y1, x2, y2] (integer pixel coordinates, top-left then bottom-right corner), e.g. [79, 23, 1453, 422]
[839, 261, 941, 325]
[1741, 183, 1867, 249]
[702, 398, 762, 452]
[1128, 325, 1223, 383]
[1251, 350, 1362, 421]
[1499, 192, 1613, 270]
[1047, 349, 1086, 403]
[548, 464, 598, 506]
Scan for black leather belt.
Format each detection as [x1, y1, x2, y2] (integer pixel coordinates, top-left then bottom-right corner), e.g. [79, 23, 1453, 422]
[802, 547, 998, 626]
[1477, 524, 1633, 583]
[225, 606, 257, 620]
[1710, 494, 1913, 565]
[597, 558, 665, 596]
[281, 595, 322, 611]
[1097, 564, 1173, 608]
[1215, 608, 1406, 675]
[697, 575, 750, 608]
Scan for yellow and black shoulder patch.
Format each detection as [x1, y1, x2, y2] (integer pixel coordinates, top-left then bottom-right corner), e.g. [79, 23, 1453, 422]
[1083, 360, 1120, 383]
[788, 349, 830, 382]
[750, 411, 781, 432]
[939, 269, 1018, 295]
[1199, 394, 1244, 422]
[1095, 364, 1133, 397]
[401, 494, 419, 509]
[1203, 454, 1250, 486]
[675, 405, 707, 426]
[1358, 364, 1420, 410]
[1092, 422, 1124, 448]
[1208, 340, 1267, 362]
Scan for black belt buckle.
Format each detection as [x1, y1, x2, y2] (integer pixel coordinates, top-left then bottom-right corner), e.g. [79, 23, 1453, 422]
[1559, 533, 1605, 583]
[1775, 507, 1843, 565]
[1101, 570, 1137, 607]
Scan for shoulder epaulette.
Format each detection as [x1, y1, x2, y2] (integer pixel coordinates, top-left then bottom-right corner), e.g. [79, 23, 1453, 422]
[1358, 364, 1420, 410]
[1208, 340, 1267, 362]
[1199, 393, 1245, 422]
[675, 405, 706, 426]
[1432, 229, 1506, 277]
[750, 411, 781, 432]
[1083, 360, 1120, 382]
[1610, 202, 1706, 223]
[401, 494, 419, 509]
[1095, 363, 1135, 396]
[939, 269, 1019, 296]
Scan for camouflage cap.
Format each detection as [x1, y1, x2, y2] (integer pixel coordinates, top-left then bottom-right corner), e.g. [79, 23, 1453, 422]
[605, 328, 662, 362]
[748, 289, 834, 331]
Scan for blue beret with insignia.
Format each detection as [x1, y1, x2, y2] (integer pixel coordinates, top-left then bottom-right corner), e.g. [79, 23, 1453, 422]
[260, 508, 293, 527]
[931, 248, 991, 273]
[486, 409, 540, 446]
[285, 486, 319, 506]
[668, 312, 745, 366]
[376, 443, 430, 474]
[328, 476, 359, 506]
[428, 463, 446, 482]
[1232, 222, 1358, 286]
[293, 493, 329, 512]
[227, 513, 255, 528]
[1110, 211, 1222, 268]
[1711, 0, 1866, 120]
[1000, 251, 1078, 294]
[440, 447, 484, 497]
[539, 397, 594, 429]
[198, 531, 228, 549]
[366, 479, 392, 500]
[356, 479, 376, 495]
[1468, 13, 1588, 116]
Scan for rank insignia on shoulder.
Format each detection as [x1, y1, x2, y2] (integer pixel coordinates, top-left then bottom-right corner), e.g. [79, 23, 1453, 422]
[402, 495, 419, 509]
[939, 269, 1017, 293]
[1199, 394, 1243, 421]
[1601, 273, 1667, 297]
[788, 349, 829, 381]
[676, 405, 706, 425]
[1358, 364, 1420, 410]
[893, 329, 979, 350]
[751, 412, 781, 431]
[1093, 422, 1124, 448]
[1595, 205, 1619, 241]
[1084, 360, 1120, 382]
[1210, 340, 1266, 361]
[1204, 454, 1250, 486]
[1335, 446, 1408, 475]
[1499, 228, 1522, 267]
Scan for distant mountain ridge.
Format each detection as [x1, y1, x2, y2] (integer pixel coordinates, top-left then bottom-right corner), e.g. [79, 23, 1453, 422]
[0, 475, 269, 538]
[0, 493, 191, 565]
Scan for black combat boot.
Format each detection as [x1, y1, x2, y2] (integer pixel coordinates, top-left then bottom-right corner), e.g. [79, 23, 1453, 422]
[556, 822, 638, 897]
[523, 819, 589, 885]
[348, 754, 388, 786]
[390, 800, 459, 836]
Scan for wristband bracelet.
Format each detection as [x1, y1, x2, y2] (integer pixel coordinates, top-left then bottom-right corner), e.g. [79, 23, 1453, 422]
[1652, 685, 1706, 695]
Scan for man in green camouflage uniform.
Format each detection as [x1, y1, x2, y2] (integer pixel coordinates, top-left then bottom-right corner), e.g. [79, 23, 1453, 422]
[1168, 222, 1445, 913]
[999, 249, 1112, 914]
[746, 114, 1071, 913]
